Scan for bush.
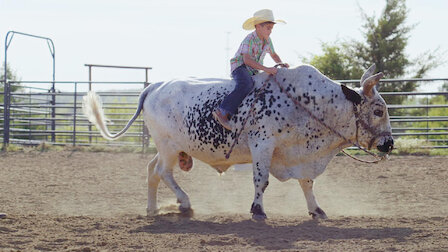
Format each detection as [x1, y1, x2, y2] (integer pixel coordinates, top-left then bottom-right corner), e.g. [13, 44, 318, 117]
[394, 138, 431, 155]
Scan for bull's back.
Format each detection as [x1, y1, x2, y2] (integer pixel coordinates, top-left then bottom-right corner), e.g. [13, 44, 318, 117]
[144, 78, 233, 123]
[143, 78, 247, 162]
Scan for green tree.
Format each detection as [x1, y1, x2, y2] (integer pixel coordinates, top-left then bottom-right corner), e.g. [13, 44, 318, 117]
[304, 0, 442, 102]
[354, 0, 412, 79]
[1, 64, 22, 103]
[308, 42, 364, 80]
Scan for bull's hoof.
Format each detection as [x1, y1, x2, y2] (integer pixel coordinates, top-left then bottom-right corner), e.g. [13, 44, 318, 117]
[309, 207, 328, 220]
[176, 198, 191, 211]
[178, 206, 194, 217]
[178, 205, 191, 212]
[146, 208, 159, 216]
[250, 203, 267, 221]
[252, 213, 267, 221]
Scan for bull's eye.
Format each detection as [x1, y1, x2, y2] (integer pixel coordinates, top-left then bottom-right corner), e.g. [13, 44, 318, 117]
[374, 109, 383, 117]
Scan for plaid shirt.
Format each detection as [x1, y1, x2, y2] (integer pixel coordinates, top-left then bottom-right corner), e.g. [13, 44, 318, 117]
[230, 31, 276, 75]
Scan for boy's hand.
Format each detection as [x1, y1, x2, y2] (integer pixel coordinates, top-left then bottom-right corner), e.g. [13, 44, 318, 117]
[274, 63, 290, 68]
[265, 67, 278, 75]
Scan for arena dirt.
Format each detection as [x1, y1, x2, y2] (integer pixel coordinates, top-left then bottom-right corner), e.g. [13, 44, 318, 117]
[0, 151, 447, 251]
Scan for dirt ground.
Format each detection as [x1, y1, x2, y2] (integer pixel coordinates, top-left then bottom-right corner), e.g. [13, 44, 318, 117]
[0, 151, 447, 251]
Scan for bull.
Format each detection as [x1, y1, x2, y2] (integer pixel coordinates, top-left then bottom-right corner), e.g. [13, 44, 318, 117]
[83, 64, 393, 220]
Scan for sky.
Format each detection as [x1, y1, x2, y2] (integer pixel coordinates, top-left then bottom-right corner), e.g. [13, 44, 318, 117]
[0, 0, 447, 92]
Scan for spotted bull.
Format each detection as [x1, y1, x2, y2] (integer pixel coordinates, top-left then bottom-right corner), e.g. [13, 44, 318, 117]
[83, 64, 393, 220]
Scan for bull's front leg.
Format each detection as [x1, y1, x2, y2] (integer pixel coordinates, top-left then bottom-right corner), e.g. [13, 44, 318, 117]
[298, 178, 328, 219]
[250, 143, 274, 220]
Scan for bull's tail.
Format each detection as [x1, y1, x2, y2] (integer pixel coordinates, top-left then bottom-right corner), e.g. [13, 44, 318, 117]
[82, 87, 152, 141]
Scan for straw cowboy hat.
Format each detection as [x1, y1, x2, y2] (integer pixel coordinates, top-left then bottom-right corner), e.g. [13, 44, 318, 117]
[242, 9, 286, 30]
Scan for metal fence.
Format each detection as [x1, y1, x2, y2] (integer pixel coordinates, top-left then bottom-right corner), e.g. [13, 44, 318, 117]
[1, 81, 149, 150]
[1, 78, 448, 150]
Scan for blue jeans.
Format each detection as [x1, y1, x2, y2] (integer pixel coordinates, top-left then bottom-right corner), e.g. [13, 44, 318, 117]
[219, 65, 254, 116]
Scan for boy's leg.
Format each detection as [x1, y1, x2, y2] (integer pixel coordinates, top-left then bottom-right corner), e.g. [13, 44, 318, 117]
[219, 65, 254, 115]
[214, 65, 254, 130]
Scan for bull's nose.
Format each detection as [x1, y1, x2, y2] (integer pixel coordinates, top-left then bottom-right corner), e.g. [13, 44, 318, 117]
[377, 139, 394, 153]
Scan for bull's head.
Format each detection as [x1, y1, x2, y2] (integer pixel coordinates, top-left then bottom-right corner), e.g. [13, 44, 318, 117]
[342, 64, 394, 153]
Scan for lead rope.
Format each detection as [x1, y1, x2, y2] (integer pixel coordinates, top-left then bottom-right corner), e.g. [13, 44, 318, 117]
[225, 74, 390, 163]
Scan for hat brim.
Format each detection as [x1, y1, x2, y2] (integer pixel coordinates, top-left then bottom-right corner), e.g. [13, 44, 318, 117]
[242, 17, 286, 30]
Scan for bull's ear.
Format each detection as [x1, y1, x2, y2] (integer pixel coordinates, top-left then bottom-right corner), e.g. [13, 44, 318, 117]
[341, 84, 361, 105]
[362, 72, 384, 98]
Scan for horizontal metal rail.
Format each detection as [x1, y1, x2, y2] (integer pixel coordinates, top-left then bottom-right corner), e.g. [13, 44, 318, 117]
[388, 104, 448, 109]
[390, 119, 448, 123]
[393, 127, 448, 131]
[2, 78, 448, 150]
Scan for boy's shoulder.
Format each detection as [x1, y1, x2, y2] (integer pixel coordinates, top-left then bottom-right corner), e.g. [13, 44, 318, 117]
[242, 31, 273, 43]
[241, 31, 260, 43]
[243, 31, 256, 40]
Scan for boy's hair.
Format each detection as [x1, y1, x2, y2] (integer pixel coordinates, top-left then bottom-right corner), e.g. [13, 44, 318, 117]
[258, 21, 275, 27]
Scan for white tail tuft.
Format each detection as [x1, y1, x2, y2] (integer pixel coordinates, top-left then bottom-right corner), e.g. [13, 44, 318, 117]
[82, 91, 116, 140]
[83, 88, 148, 141]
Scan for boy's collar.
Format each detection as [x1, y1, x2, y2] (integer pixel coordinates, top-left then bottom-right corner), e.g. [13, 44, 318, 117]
[252, 30, 268, 43]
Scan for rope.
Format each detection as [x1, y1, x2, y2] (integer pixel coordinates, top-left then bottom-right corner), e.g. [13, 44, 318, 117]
[341, 149, 389, 163]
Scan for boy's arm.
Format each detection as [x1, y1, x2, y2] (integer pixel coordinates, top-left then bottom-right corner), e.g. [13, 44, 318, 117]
[243, 54, 277, 75]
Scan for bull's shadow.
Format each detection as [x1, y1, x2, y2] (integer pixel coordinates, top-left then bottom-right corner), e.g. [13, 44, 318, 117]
[131, 213, 415, 250]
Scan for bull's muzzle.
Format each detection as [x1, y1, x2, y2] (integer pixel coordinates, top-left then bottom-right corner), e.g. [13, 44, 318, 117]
[377, 138, 394, 153]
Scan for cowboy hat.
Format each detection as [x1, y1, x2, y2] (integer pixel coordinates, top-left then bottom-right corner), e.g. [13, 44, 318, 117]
[242, 9, 286, 30]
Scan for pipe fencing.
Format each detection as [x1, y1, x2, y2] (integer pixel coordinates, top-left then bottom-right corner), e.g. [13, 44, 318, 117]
[1, 78, 448, 150]
[1, 81, 149, 150]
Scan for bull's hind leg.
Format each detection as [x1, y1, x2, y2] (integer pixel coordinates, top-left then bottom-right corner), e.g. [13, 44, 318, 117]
[147, 153, 160, 215]
[298, 179, 328, 219]
[157, 152, 191, 212]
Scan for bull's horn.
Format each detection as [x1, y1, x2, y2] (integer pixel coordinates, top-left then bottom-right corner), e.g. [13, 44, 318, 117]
[360, 64, 376, 86]
[362, 72, 384, 98]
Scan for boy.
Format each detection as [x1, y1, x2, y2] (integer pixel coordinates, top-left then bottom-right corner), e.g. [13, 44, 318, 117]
[213, 9, 289, 130]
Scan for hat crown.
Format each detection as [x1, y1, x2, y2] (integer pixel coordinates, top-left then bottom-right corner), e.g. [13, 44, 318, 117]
[253, 9, 275, 22]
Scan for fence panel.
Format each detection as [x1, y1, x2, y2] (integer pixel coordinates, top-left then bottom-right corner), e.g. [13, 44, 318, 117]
[1, 79, 448, 150]
[1, 81, 147, 149]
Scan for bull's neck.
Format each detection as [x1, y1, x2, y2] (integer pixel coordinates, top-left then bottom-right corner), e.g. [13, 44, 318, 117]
[330, 87, 360, 150]
[294, 80, 359, 151]
[269, 71, 360, 152]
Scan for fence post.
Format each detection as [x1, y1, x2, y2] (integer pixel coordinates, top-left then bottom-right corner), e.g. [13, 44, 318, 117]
[88, 65, 92, 144]
[73, 83, 77, 146]
[142, 81, 150, 153]
[2, 81, 11, 148]
[426, 94, 429, 142]
[142, 67, 151, 153]
[50, 86, 56, 142]
[28, 87, 31, 142]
